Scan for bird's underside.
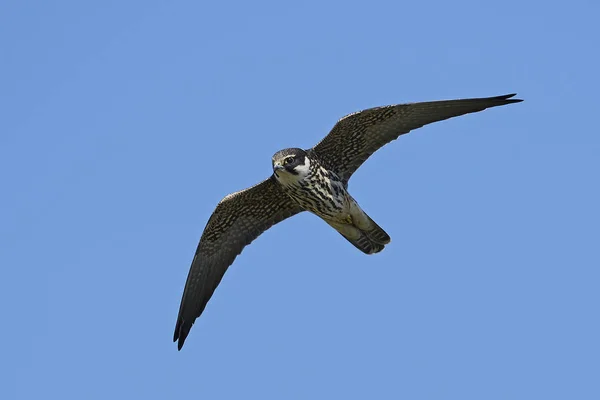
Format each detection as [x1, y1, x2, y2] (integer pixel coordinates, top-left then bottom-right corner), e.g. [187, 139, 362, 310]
[173, 93, 523, 350]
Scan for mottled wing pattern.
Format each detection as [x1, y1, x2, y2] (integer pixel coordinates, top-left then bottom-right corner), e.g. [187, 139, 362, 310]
[174, 176, 303, 350]
[312, 94, 523, 182]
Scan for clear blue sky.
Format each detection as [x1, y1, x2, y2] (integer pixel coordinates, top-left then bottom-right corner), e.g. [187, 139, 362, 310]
[2, 1, 598, 399]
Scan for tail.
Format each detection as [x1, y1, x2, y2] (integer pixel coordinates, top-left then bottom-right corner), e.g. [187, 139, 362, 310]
[325, 212, 391, 255]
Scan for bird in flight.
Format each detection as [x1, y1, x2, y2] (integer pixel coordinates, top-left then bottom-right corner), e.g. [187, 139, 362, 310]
[174, 93, 523, 349]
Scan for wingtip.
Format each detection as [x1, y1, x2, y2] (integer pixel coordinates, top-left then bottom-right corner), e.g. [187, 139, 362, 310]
[497, 93, 523, 103]
[173, 319, 184, 350]
[173, 318, 190, 351]
[174, 332, 186, 351]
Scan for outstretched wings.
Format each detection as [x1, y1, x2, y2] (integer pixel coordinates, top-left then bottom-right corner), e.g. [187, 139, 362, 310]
[174, 176, 303, 350]
[312, 94, 523, 182]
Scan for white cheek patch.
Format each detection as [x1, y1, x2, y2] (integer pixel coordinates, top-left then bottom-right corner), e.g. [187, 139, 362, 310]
[294, 157, 310, 176]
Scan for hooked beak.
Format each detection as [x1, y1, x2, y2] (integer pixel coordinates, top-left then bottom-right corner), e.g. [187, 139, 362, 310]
[273, 162, 284, 176]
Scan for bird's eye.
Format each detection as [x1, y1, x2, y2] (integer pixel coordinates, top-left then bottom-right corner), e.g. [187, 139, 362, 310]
[285, 157, 295, 165]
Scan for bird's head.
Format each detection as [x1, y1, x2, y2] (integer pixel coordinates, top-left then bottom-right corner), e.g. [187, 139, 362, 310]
[272, 148, 310, 182]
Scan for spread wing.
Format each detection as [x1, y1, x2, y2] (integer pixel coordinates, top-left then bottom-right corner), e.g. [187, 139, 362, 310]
[311, 94, 523, 182]
[174, 176, 303, 350]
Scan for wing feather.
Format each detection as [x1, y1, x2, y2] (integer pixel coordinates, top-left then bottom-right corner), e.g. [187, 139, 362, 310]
[312, 94, 523, 182]
[173, 177, 302, 350]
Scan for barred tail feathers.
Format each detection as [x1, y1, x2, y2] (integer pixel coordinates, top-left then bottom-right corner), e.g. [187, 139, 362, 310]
[324, 211, 390, 255]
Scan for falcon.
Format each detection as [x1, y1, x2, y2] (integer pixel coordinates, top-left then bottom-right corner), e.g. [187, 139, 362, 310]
[174, 93, 523, 349]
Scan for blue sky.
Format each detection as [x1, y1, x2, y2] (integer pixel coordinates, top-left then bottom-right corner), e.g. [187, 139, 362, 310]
[1, 0, 599, 398]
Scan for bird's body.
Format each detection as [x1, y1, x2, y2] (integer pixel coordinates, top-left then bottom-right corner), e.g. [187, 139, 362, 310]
[173, 93, 523, 349]
[271, 148, 346, 219]
[272, 148, 390, 254]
